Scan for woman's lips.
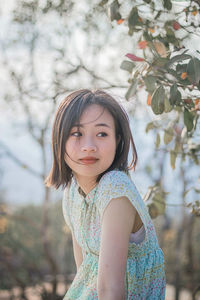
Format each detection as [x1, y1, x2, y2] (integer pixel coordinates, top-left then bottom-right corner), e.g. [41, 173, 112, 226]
[80, 157, 98, 165]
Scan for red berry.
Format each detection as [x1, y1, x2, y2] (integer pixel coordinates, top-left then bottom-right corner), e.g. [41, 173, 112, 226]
[173, 21, 180, 30]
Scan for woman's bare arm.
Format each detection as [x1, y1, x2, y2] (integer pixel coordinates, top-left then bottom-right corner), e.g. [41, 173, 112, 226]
[97, 196, 136, 300]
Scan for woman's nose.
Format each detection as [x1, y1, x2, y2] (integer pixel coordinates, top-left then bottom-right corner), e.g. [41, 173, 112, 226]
[81, 139, 97, 152]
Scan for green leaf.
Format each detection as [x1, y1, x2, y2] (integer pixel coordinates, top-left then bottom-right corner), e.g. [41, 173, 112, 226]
[125, 80, 138, 100]
[167, 68, 178, 79]
[155, 133, 160, 148]
[176, 63, 187, 74]
[164, 97, 173, 112]
[183, 188, 192, 198]
[169, 84, 181, 105]
[151, 191, 166, 216]
[143, 31, 153, 42]
[166, 27, 175, 37]
[143, 75, 157, 94]
[148, 203, 159, 218]
[152, 57, 168, 67]
[128, 7, 139, 30]
[187, 57, 200, 85]
[99, 0, 109, 6]
[170, 150, 177, 169]
[145, 165, 152, 175]
[145, 121, 155, 133]
[155, 10, 162, 19]
[120, 60, 135, 73]
[164, 128, 174, 145]
[166, 54, 191, 68]
[165, 27, 179, 46]
[174, 138, 182, 153]
[151, 86, 165, 115]
[163, 0, 172, 10]
[108, 0, 121, 21]
[184, 108, 194, 132]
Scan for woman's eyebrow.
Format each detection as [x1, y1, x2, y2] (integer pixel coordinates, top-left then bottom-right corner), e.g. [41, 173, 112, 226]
[73, 123, 111, 128]
[95, 123, 111, 128]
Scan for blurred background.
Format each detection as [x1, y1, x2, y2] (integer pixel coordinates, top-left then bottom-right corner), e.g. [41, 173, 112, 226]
[0, 0, 200, 299]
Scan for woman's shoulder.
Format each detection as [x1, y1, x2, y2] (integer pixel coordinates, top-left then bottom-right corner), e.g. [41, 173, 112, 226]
[98, 170, 132, 191]
[101, 169, 131, 181]
[96, 170, 145, 219]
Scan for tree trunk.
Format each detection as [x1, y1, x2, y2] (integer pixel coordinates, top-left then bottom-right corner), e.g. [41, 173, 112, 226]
[175, 164, 187, 300]
[175, 221, 185, 300]
[186, 214, 195, 299]
[41, 185, 59, 299]
[41, 137, 59, 299]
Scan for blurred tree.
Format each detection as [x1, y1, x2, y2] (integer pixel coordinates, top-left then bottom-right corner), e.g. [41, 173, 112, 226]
[99, 1, 200, 298]
[0, 200, 74, 299]
[0, 0, 130, 298]
[100, 0, 200, 218]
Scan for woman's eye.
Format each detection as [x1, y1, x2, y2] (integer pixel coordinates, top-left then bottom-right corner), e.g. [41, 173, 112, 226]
[97, 132, 108, 137]
[71, 131, 82, 137]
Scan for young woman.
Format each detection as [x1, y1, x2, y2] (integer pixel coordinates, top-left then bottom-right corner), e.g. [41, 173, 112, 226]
[45, 89, 166, 299]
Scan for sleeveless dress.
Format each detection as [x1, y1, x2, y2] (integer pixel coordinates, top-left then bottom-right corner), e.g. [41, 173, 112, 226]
[62, 170, 166, 299]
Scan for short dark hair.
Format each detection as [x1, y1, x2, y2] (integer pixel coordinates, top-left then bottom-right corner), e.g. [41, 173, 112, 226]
[45, 89, 137, 189]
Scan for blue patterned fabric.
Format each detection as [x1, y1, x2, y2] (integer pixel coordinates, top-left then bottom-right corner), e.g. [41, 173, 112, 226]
[62, 170, 166, 299]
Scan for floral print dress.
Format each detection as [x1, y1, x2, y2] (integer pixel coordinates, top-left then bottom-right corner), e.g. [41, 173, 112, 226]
[62, 170, 166, 299]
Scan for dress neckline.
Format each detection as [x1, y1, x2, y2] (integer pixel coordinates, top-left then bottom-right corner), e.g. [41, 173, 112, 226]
[72, 177, 98, 202]
[78, 185, 98, 199]
[73, 169, 121, 202]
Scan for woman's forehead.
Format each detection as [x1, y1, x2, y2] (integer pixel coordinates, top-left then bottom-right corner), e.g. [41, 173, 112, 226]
[75, 104, 115, 127]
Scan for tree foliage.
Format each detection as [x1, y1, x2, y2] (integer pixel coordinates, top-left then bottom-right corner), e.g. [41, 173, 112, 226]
[0, 201, 74, 298]
[0, 0, 127, 298]
[101, 0, 200, 218]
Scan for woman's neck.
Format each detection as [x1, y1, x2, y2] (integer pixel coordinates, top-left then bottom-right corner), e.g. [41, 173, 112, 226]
[74, 175, 97, 196]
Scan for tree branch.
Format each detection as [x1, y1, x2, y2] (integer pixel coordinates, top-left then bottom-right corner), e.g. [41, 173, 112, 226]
[0, 141, 43, 178]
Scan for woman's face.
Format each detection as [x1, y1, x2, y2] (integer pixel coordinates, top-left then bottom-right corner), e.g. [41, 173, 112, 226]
[65, 104, 118, 184]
